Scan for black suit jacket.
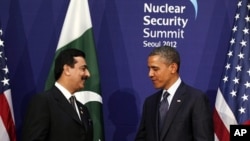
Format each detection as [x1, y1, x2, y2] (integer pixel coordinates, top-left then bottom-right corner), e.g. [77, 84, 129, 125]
[135, 82, 214, 141]
[22, 86, 93, 141]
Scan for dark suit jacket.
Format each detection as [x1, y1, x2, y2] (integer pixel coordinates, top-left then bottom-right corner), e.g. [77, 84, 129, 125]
[22, 86, 93, 141]
[135, 82, 214, 141]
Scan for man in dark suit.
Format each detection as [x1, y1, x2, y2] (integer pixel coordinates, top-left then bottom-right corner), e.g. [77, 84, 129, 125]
[22, 48, 93, 141]
[135, 46, 214, 141]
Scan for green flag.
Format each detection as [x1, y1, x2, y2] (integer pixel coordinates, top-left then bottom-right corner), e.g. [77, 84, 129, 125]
[45, 0, 104, 140]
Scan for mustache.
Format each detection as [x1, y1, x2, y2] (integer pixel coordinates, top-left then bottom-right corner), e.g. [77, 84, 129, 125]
[82, 76, 89, 80]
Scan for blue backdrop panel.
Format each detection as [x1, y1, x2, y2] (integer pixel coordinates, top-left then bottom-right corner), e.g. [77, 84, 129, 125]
[0, 0, 238, 140]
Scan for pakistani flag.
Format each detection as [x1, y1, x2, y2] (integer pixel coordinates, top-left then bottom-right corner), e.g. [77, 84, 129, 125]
[45, 0, 104, 141]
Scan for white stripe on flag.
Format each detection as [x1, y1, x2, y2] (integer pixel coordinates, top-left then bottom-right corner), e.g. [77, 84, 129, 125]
[215, 88, 237, 131]
[214, 133, 219, 141]
[0, 117, 10, 141]
[57, 0, 92, 49]
[4, 89, 15, 123]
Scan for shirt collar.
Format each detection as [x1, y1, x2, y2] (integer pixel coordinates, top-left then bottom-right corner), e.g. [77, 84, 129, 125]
[162, 77, 181, 98]
[55, 82, 73, 101]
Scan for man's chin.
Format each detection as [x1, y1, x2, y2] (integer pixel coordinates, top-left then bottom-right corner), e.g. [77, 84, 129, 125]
[153, 84, 163, 89]
[153, 85, 160, 89]
[77, 85, 84, 91]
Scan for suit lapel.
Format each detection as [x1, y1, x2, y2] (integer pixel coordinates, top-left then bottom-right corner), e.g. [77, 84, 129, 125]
[160, 82, 187, 140]
[76, 101, 92, 130]
[154, 91, 163, 141]
[51, 86, 82, 125]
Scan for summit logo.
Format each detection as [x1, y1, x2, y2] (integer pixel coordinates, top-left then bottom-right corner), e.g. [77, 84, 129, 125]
[142, 1, 198, 48]
[190, 0, 198, 19]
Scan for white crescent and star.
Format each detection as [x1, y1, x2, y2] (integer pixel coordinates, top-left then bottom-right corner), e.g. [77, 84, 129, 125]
[75, 91, 102, 105]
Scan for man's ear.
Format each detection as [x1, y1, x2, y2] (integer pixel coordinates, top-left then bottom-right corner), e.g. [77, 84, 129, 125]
[170, 63, 178, 73]
[63, 64, 71, 75]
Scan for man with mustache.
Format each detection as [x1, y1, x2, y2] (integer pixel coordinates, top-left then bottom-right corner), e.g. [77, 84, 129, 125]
[22, 48, 93, 141]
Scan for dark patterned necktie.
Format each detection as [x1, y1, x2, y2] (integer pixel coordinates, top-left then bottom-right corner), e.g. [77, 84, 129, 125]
[69, 96, 77, 112]
[159, 92, 170, 131]
[70, 96, 82, 121]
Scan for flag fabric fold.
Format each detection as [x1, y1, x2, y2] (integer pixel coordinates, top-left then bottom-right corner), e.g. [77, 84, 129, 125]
[0, 27, 16, 141]
[45, 0, 104, 140]
[213, 0, 250, 140]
